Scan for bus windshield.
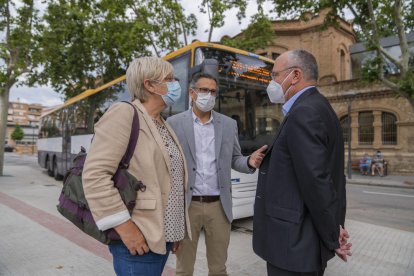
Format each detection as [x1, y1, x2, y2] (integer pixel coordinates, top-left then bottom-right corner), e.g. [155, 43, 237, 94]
[195, 47, 283, 155]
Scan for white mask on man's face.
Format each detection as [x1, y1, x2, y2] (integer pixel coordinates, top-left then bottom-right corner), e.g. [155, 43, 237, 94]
[195, 92, 216, 112]
[266, 80, 285, 103]
[266, 70, 294, 103]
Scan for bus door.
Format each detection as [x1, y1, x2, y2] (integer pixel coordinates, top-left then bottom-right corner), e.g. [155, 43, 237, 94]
[61, 107, 73, 175]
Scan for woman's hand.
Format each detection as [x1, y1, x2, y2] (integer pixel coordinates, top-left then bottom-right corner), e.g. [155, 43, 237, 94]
[114, 220, 149, 255]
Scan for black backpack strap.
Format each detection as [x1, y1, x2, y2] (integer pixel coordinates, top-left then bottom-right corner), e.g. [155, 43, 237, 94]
[119, 101, 140, 168]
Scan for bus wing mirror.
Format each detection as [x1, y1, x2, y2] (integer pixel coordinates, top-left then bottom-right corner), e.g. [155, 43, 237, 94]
[189, 59, 219, 81]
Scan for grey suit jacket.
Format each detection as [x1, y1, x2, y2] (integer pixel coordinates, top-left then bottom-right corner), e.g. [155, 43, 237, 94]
[167, 109, 252, 222]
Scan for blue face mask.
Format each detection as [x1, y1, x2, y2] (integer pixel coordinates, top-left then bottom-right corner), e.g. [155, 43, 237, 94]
[155, 81, 181, 107]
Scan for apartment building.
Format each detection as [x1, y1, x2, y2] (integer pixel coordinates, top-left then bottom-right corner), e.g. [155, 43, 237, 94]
[6, 99, 43, 153]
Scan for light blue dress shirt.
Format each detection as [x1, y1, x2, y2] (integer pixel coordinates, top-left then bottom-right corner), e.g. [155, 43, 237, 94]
[191, 110, 220, 196]
[282, 86, 316, 116]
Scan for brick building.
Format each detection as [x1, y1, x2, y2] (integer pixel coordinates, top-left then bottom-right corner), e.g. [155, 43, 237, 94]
[225, 9, 414, 174]
[6, 100, 43, 154]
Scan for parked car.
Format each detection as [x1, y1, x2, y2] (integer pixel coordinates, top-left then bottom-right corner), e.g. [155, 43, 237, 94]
[4, 144, 14, 152]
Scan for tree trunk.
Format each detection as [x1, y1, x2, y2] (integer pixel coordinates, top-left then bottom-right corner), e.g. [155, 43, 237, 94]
[208, 26, 213, 42]
[0, 87, 10, 176]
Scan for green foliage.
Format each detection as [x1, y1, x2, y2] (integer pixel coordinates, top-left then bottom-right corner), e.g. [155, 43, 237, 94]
[32, 0, 145, 100]
[222, 12, 273, 53]
[99, 0, 197, 55]
[32, 0, 199, 101]
[200, 0, 248, 42]
[270, 0, 412, 39]
[11, 125, 24, 141]
[0, 0, 38, 90]
[360, 57, 382, 82]
[399, 71, 414, 100]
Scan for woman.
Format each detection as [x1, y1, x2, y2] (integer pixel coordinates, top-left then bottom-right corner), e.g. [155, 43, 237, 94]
[83, 56, 191, 275]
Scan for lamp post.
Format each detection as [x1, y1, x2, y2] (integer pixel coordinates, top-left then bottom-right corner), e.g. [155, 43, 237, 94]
[30, 122, 35, 155]
[343, 91, 356, 179]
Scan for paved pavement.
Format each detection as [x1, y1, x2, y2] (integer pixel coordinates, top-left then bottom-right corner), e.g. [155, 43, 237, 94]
[346, 172, 414, 189]
[0, 159, 413, 275]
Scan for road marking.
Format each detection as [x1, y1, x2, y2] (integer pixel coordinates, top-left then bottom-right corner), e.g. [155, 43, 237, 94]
[363, 190, 414, 198]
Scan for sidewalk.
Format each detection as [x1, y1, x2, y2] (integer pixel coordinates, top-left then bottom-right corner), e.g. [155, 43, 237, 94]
[346, 173, 414, 189]
[0, 164, 413, 276]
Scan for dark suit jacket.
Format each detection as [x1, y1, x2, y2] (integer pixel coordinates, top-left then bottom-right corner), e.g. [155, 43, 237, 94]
[253, 87, 346, 272]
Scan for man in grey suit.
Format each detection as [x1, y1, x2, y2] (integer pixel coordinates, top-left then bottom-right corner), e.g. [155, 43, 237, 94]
[167, 73, 267, 276]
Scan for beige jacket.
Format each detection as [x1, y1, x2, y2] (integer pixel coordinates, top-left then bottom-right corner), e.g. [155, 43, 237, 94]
[83, 100, 191, 254]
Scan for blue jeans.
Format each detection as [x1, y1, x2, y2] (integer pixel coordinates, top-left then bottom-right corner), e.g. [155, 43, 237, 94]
[109, 241, 172, 276]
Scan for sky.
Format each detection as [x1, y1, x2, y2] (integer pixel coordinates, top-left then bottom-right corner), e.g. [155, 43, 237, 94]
[8, 1, 275, 107]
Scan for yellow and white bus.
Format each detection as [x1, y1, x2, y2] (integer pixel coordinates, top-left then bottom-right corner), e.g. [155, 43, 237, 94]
[37, 41, 283, 219]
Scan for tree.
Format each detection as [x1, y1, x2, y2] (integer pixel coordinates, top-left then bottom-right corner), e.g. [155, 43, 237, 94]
[270, 0, 414, 107]
[0, 0, 38, 176]
[99, 0, 197, 56]
[33, 0, 147, 99]
[221, 3, 273, 52]
[11, 124, 24, 142]
[199, 0, 248, 42]
[33, 0, 198, 101]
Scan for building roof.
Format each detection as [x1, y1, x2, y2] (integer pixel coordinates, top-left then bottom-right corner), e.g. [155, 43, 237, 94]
[350, 31, 414, 54]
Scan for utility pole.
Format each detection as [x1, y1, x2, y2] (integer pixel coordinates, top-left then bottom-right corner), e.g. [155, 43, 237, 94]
[343, 91, 356, 179]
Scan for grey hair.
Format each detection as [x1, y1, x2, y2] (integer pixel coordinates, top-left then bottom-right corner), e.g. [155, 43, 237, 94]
[189, 73, 217, 89]
[288, 50, 318, 81]
[126, 57, 173, 101]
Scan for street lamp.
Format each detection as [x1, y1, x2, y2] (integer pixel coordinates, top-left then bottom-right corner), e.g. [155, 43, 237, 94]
[343, 91, 356, 179]
[30, 121, 35, 155]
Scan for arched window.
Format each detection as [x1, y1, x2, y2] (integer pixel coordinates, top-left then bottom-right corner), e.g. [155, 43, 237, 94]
[382, 112, 397, 145]
[358, 111, 374, 144]
[340, 49, 346, 80]
[340, 115, 349, 143]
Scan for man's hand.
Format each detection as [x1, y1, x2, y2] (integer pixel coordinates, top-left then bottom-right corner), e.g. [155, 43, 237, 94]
[335, 225, 352, 262]
[248, 145, 268, 168]
[172, 241, 181, 254]
[114, 220, 149, 255]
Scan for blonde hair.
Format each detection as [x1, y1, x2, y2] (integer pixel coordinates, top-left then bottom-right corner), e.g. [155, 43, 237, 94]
[126, 57, 173, 101]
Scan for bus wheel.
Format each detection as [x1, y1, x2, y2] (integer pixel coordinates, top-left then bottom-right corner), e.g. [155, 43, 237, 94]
[53, 159, 63, 181]
[46, 158, 53, 177]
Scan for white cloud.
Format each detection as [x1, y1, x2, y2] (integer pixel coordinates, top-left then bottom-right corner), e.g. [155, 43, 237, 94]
[10, 84, 64, 107]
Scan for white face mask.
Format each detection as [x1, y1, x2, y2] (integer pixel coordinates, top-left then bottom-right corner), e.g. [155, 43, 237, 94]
[266, 70, 294, 104]
[195, 92, 216, 112]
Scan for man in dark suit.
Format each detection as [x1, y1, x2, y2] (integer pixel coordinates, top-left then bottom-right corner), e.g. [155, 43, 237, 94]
[253, 50, 352, 276]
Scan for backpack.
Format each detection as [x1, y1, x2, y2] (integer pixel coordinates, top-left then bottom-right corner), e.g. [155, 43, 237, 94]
[57, 101, 146, 244]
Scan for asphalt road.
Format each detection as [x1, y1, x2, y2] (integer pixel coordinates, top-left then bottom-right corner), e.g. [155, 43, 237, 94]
[3, 152, 39, 169]
[234, 184, 414, 233]
[346, 184, 414, 232]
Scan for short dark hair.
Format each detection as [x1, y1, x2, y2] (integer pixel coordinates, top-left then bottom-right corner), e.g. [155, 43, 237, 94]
[189, 73, 217, 89]
[289, 50, 318, 81]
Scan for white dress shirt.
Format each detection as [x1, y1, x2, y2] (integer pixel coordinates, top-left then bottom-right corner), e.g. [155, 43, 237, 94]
[192, 110, 219, 196]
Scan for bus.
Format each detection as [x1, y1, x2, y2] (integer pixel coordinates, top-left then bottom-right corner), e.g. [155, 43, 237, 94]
[37, 41, 284, 219]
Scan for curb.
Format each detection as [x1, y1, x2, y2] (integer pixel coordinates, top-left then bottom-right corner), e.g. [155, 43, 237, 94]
[347, 180, 414, 189]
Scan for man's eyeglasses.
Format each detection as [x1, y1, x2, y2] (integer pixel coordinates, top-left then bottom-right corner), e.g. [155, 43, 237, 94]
[270, 66, 298, 80]
[193, 87, 217, 95]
